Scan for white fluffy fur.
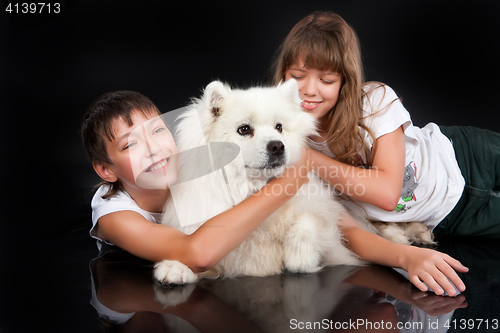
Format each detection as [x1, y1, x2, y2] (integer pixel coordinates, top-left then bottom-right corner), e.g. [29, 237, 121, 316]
[371, 221, 435, 246]
[155, 80, 374, 284]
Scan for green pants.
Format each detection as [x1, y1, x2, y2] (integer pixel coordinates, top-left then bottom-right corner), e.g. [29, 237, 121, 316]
[434, 126, 500, 238]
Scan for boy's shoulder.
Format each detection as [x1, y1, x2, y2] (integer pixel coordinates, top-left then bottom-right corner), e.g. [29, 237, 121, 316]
[92, 185, 134, 205]
[91, 185, 141, 222]
[91, 185, 162, 225]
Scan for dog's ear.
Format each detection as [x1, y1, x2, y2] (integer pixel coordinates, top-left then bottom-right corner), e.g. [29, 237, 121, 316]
[203, 81, 229, 118]
[278, 79, 301, 104]
[279, 79, 318, 138]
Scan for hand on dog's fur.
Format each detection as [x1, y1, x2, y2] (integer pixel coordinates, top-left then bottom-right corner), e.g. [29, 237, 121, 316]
[154, 260, 199, 285]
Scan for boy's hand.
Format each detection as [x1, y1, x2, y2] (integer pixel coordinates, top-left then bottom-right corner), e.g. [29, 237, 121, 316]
[401, 247, 468, 297]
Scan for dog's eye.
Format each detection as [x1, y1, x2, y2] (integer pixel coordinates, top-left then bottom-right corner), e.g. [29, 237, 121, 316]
[275, 123, 283, 133]
[237, 125, 253, 136]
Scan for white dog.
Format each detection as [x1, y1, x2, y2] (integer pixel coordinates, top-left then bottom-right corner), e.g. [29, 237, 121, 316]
[154, 79, 371, 285]
[154, 79, 431, 285]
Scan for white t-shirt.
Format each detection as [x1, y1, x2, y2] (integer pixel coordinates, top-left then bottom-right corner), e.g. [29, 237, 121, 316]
[310, 83, 465, 230]
[90, 185, 163, 246]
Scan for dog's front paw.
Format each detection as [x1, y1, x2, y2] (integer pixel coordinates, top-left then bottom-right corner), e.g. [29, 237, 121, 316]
[154, 260, 199, 285]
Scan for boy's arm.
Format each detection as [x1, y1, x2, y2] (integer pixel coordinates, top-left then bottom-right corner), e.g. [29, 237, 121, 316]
[339, 213, 468, 297]
[97, 152, 311, 273]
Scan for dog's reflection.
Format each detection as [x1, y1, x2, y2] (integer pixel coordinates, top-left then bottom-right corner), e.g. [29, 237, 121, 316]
[196, 266, 359, 332]
[90, 249, 465, 332]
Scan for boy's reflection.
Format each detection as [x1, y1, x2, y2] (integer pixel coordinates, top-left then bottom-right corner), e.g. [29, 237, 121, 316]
[90, 248, 265, 333]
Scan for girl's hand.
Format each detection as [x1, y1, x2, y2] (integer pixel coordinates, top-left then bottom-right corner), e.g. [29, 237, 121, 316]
[401, 247, 469, 297]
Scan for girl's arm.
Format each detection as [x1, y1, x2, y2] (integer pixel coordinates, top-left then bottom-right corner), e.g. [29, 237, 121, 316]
[96, 150, 312, 273]
[339, 213, 468, 297]
[310, 126, 406, 211]
[313, 126, 469, 295]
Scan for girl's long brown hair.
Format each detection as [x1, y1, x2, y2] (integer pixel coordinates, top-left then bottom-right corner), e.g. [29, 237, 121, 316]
[272, 11, 377, 166]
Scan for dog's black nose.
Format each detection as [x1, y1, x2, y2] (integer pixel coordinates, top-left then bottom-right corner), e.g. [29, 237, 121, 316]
[267, 140, 285, 156]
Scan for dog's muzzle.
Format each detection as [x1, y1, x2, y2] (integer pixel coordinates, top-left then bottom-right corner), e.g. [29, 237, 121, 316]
[266, 140, 286, 168]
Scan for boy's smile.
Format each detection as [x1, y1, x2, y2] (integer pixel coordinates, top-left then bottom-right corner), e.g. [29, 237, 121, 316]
[144, 157, 169, 173]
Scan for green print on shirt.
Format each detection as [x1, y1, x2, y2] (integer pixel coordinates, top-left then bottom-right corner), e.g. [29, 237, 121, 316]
[394, 162, 418, 213]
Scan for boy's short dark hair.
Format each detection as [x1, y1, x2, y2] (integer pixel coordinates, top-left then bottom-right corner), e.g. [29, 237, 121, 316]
[81, 90, 161, 197]
[81, 90, 161, 164]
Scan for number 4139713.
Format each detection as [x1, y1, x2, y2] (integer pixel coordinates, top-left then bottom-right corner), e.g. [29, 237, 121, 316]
[6, 3, 61, 14]
[444, 319, 499, 330]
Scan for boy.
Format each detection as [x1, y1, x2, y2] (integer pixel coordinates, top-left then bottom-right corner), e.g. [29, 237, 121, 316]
[81, 90, 312, 273]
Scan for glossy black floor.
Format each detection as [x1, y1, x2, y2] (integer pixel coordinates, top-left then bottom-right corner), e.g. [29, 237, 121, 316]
[89, 234, 500, 333]
[3, 181, 499, 333]
[4, 198, 500, 333]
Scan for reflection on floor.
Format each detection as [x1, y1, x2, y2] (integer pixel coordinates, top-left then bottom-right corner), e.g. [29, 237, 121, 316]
[89, 236, 499, 332]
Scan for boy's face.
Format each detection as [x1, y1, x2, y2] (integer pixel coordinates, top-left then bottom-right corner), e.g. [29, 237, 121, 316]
[105, 111, 178, 191]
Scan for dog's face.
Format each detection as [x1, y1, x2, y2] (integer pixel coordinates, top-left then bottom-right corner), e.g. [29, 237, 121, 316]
[196, 79, 317, 180]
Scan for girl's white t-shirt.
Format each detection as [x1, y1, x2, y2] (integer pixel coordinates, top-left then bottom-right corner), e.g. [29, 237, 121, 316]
[90, 185, 163, 246]
[309, 83, 465, 230]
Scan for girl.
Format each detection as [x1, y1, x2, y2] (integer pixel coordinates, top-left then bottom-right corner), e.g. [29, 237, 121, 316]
[82, 90, 312, 273]
[272, 11, 484, 296]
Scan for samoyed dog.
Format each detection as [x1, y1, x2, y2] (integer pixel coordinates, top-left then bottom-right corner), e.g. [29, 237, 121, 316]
[154, 80, 378, 285]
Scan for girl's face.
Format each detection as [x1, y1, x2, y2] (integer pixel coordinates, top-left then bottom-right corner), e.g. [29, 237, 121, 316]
[106, 111, 178, 191]
[284, 58, 342, 128]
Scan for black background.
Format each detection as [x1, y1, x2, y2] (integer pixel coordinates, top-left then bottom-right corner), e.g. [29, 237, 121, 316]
[1, 0, 499, 332]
